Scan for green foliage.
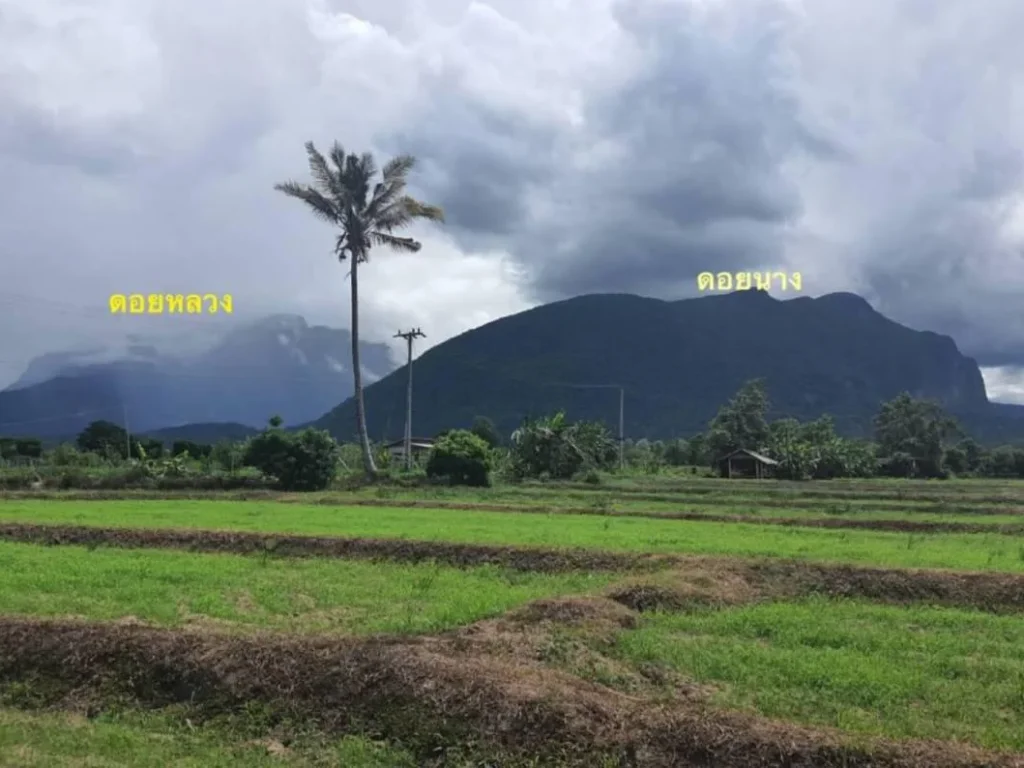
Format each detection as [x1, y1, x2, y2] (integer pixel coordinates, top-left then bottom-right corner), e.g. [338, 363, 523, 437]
[874, 393, 959, 478]
[47, 443, 105, 468]
[425, 430, 492, 487]
[508, 412, 617, 480]
[706, 379, 770, 460]
[132, 437, 165, 460]
[470, 416, 501, 448]
[171, 440, 213, 460]
[0, 437, 42, 460]
[242, 419, 341, 491]
[76, 420, 131, 460]
[979, 446, 1024, 478]
[208, 440, 245, 472]
[767, 416, 876, 480]
[625, 439, 665, 474]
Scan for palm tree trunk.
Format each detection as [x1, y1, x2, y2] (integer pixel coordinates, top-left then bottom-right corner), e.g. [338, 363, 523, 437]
[349, 254, 377, 478]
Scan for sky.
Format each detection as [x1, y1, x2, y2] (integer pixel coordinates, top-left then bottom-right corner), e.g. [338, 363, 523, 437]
[2, 0, 1024, 403]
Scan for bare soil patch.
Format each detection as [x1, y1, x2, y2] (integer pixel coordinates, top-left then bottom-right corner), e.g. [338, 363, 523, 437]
[0, 616, 1020, 767]
[7, 488, 1024, 518]
[0, 522, 667, 573]
[739, 560, 1024, 612]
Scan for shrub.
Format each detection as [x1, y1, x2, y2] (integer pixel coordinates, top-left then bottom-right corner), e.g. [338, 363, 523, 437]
[426, 430, 492, 487]
[243, 422, 341, 491]
[508, 412, 616, 480]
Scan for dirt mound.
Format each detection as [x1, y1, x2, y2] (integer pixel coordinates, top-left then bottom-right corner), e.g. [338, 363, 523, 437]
[508, 597, 639, 629]
[608, 585, 714, 613]
[0, 617, 1020, 767]
[0, 523, 667, 573]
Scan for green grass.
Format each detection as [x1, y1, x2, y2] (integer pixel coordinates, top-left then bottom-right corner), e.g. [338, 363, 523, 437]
[5, 499, 1024, 572]
[0, 708, 416, 767]
[0, 541, 611, 634]
[610, 598, 1024, 750]
[344, 485, 1024, 520]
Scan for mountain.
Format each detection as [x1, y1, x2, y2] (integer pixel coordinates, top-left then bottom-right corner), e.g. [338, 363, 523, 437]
[141, 423, 260, 444]
[313, 290, 1024, 444]
[0, 315, 395, 438]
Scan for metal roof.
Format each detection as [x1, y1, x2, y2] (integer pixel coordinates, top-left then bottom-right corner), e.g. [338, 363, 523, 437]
[718, 448, 779, 465]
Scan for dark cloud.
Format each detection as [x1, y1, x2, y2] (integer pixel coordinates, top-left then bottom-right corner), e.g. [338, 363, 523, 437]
[3, 0, 1024, 395]
[393, 0, 814, 301]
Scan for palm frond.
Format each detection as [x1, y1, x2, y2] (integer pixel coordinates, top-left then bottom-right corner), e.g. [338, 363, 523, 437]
[358, 152, 378, 180]
[369, 232, 422, 252]
[375, 196, 446, 231]
[381, 154, 416, 182]
[365, 178, 407, 220]
[328, 143, 348, 179]
[273, 181, 339, 224]
[304, 141, 342, 201]
[407, 199, 445, 222]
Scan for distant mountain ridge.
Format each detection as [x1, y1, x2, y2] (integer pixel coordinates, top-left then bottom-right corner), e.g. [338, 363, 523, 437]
[0, 315, 395, 438]
[313, 290, 1024, 444]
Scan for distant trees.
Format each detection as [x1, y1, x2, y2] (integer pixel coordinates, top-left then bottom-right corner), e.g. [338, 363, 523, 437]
[242, 417, 341, 491]
[426, 429, 492, 487]
[508, 412, 617, 480]
[275, 142, 443, 480]
[706, 379, 771, 458]
[172, 440, 213, 460]
[76, 420, 131, 460]
[766, 416, 875, 480]
[873, 392, 959, 478]
[470, 416, 501, 448]
[0, 437, 42, 460]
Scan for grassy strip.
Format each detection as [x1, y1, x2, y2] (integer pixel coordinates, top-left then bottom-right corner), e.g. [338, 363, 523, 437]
[609, 598, 1024, 751]
[5, 499, 1024, 572]
[0, 708, 415, 767]
[0, 541, 612, 634]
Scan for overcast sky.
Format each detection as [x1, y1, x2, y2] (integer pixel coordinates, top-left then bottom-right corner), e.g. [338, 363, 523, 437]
[2, 0, 1024, 402]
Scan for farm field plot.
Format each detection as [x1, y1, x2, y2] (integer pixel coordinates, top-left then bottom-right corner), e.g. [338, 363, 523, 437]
[4, 478, 1024, 766]
[0, 708, 416, 767]
[0, 542, 613, 634]
[5, 498, 1024, 572]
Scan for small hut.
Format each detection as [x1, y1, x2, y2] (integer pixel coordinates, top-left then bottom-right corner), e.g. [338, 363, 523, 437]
[385, 437, 435, 463]
[717, 449, 778, 479]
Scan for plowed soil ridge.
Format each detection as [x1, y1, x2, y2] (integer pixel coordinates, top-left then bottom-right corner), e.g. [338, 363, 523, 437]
[7, 489, 1024, 517]
[0, 617, 1020, 768]
[0, 522, 666, 573]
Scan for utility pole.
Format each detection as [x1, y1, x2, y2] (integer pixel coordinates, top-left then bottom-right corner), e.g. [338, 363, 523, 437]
[122, 403, 132, 461]
[394, 328, 426, 471]
[618, 386, 625, 471]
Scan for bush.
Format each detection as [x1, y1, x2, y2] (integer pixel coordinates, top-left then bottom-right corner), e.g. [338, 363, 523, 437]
[243, 422, 341, 491]
[508, 412, 617, 480]
[425, 430, 492, 487]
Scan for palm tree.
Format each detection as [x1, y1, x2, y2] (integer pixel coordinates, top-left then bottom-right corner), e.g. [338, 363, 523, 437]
[275, 142, 444, 478]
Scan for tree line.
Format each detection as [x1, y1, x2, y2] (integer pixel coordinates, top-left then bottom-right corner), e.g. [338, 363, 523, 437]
[2, 380, 1023, 490]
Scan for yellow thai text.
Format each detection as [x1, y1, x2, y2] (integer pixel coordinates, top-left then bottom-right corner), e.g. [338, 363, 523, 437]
[696, 272, 802, 292]
[109, 294, 234, 315]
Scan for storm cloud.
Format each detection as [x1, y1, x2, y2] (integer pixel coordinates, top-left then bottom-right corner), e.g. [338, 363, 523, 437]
[2, 0, 1024, 401]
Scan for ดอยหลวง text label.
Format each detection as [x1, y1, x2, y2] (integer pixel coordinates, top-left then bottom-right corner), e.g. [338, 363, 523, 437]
[109, 294, 233, 315]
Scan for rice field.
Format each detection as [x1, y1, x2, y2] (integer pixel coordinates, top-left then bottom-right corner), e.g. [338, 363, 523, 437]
[3, 476, 1024, 766]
